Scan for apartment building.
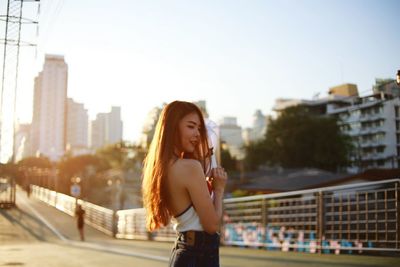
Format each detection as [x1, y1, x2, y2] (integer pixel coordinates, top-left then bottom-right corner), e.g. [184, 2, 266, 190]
[273, 82, 400, 172]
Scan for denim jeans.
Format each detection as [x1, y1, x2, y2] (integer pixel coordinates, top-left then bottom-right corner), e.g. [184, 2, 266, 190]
[169, 231, 220, 267]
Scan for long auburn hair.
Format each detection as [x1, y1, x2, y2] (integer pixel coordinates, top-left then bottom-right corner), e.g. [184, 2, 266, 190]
[142, 101, 211, 231]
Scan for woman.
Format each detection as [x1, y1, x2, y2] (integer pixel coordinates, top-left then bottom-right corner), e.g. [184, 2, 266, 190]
[142, 100, 228, 267]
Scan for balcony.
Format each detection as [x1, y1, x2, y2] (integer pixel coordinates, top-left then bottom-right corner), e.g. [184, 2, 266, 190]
[361, 153, 384, 161]
[360, 140, 386, 148]
[359, 113, 385, 122]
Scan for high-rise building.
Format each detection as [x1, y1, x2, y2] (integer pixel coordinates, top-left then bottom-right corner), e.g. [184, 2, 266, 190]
[108, 106, 123, 144]
[90, 106, 123, 149]
[67, 98, 89, 151]
[31, 55, 68, 160]
[14, 123, 31, 162]
[219, 117, 244, 160]
[139, 105, 164, 149]
[242, 110, 269, 145]
[91, 113, 107, 149]
[193, 100, 209, 118]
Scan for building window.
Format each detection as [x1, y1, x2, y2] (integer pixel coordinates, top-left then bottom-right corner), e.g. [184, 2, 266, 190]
[351, 122, 361, 131]
[352, 110, 361, 117]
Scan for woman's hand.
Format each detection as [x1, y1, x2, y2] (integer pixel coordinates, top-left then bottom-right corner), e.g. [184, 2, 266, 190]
[211, 167, 228, 194]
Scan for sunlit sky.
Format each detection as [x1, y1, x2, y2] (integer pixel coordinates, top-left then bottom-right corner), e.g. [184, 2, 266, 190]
[7, 0, 400, 143]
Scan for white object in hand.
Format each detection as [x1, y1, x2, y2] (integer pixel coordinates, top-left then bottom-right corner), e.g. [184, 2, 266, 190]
[205, 119, 219, 169]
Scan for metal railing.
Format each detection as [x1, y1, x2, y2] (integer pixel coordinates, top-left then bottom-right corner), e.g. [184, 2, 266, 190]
[32, 186, 115, 236]
[31, 185, 175, 241]
[116, 208, 175, 241]
[30, 179, 400, 254]
[222, 179, 400, 253]
[0, 176, 15, 208]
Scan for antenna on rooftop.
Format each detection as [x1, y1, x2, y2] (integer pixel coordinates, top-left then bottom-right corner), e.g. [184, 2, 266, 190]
[312, 92, 320, 100]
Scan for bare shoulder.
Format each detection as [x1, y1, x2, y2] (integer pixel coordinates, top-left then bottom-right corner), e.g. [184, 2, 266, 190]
[169, 159, 204, 182]
[171, 158, 202, 173]
[174, 158, 202, 169]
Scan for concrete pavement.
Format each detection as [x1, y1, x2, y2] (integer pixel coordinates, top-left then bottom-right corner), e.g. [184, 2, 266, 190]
[1, 188, 169, 266]
[1, 242, 166, 267]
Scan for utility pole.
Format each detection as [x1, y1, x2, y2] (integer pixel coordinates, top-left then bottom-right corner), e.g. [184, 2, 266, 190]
[0, 0, 39, 163]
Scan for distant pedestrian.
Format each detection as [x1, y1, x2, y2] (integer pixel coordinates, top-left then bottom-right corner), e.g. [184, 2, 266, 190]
[142, 101, 228, 267]
[75, 204, 85, 241]
[26, 184, 31, 198]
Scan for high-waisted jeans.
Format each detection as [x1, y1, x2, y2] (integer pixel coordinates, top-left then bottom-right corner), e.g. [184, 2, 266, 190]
[169, 231, 220, 267]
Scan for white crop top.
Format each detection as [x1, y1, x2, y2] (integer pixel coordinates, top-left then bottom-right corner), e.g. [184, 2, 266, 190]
[172, 205, 204, 232]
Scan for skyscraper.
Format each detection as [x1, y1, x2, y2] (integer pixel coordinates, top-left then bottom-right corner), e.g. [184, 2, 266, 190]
[108, 106, 123, 145]
[67, 98, 89, 151]
[90, 106, 123, 149]
[13, 123, 31, 162]
[219, 117, 244, 160]
[31, 55, 68, 160]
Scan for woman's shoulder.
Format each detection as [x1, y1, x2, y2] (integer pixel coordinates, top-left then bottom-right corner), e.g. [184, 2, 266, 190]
[169, 159, 203, 178]
[172, 158, 202, 171]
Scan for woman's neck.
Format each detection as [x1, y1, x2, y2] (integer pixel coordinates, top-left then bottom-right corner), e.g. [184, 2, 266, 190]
[173, 149, 184, 159]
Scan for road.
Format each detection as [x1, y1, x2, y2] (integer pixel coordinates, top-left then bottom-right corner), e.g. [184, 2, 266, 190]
[1, 188, 399, 267]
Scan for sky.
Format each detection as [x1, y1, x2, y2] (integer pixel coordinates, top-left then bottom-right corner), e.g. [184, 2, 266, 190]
[5, 0, 400, 143]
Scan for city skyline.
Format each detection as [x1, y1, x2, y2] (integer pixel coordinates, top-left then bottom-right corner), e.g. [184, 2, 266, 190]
[6, 0, 400, 142]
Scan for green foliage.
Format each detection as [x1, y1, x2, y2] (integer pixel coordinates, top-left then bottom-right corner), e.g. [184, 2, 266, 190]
[95, 141, 143, 170]
[220, 147, 237, 172]
[0, 162, 18, 177]
[58, 154, 109, 179]
[244, 106, 352, 172]
[243, 140, 269, 171]
[17, 156, 52, 168]
[15, 141, 146, 197]
[54, 154, 110, 196]
[231, 189, 249, 198]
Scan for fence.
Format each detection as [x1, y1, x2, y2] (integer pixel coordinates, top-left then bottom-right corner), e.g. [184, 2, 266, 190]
[0, 176, 15, 208]
[32, 186, 115, 236]
[30, 178, 400, 254]
[31, 185, 175, 241]
[223, 179, 400, 253]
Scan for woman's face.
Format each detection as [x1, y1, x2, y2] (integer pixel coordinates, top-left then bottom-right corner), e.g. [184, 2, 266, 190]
[178, 112, 201, 153]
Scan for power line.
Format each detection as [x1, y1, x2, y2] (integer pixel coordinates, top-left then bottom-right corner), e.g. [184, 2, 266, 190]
[0, 0, 40, 163]
[36, 0, 64, 53]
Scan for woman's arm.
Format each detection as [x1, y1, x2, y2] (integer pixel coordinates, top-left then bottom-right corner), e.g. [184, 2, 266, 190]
[178, 160, 227, 234]
[210, 167, 227, 227]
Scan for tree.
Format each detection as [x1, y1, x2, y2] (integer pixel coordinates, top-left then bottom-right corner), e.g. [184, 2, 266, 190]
[15, 156, 54, 188]
[58, 154, 109, 179]
[57, 154, 109, 195]
[243, 140, 268, 171]
[95, 141, 142, 170]
[244, 106, 353, 172]
[18, 156, 52, 169]
[0, 163, 18, 178]
[220, 147, 237, 173]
